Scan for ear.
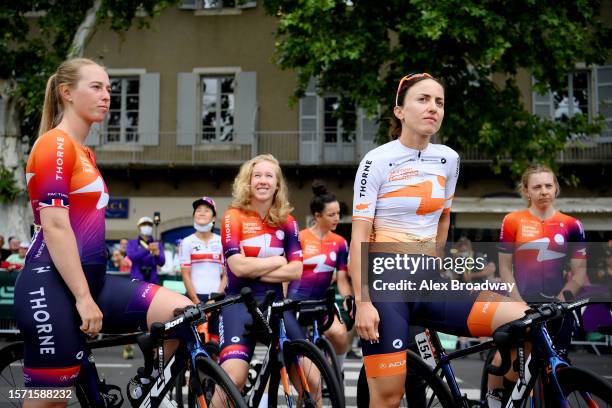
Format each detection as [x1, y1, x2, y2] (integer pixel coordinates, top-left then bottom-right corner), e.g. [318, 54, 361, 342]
[58, 83, 72, 103]
[393, 105, 404, 121]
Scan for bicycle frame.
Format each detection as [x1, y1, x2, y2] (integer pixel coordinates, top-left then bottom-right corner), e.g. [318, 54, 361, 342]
[246, 308, 295, 408]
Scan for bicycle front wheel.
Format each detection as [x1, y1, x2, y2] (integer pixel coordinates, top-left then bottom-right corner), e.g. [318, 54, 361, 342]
[552, 366, 612, 407]
[191, 355, 247, 408]
[272, 339, 344, 408]
[356, 350, 455, 408]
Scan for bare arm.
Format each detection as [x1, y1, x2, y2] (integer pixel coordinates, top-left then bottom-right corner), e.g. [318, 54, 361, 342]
[435, 211, 451, 256]
[558, 258, 587, 300]
[181, 266, 199, 304]
[226, 254, 287, 278]
[40, 207, 103, 335]
[499, 252, 522, 301]
[259, 260, 302, 283]
[336, 268, 353, 298]
[218, 269, 227, 293]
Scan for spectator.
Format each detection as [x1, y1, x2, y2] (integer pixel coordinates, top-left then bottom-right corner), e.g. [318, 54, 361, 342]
[107, 249, 131, 273]
[8, 237, 20, 256]
[126, 216, 165, 284]
[5, 242, 28, 272]
[118, 238, 129, 256]
[0, 235, 10, 261]
[450, 237, 496, 283]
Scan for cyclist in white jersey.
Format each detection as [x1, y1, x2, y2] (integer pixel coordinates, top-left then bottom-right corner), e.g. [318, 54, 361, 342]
[350, 73, 530, 408]
[179, 197, 227, 305]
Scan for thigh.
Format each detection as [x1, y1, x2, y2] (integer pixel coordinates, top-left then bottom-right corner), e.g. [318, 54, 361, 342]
[362, 302, 410, 378]
[14, 263, 85, 387]
[95, 276, 161, 333]
[283, 311, 306, 341]
[219, 302, 256, 364]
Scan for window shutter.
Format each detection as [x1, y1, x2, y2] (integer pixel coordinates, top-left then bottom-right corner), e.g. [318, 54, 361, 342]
[138, 73, 160, 146]
[532, 77, 554, 119]
[85, 122, 100, 146]
[597, 66, 612, 139]
[234, 71, 257, 145]
[177, 73, 198, 145]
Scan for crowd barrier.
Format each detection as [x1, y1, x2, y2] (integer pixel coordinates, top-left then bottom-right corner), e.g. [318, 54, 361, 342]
[0, 269, 610, 354]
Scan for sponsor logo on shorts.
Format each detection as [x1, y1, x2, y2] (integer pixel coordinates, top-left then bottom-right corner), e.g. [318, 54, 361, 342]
[231, 336, 240, 343]
[76, 351, 84, 360]
[392, 339, 403, 349]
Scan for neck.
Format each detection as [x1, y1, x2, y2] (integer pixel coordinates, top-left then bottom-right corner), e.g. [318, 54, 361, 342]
[310, 223, 330, 239]
[140, 235, 151, 241]
[56, 111, 93, 144]
[251, 200, 272, 220]
[528, 205, 556, 220]
[195, 231, 212, 240]
[398, 129, 430, 151]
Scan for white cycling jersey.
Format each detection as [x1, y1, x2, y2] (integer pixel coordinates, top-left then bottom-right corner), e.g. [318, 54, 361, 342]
[179, 233, 224, 295]
[352, 139, 459, 242]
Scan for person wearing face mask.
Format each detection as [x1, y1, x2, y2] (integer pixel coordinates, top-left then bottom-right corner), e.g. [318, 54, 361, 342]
[127, 216, 165, 284]
[179, 197, 227, 305]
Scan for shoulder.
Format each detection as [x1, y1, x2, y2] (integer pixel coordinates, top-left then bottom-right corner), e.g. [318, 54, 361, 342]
[223, 207, 243, 219]
[330, 232, 348, 246]
[431, 143, 459, 160]
[503, 210, 528, 225]
[30, 129, 75, 155]
[361, 140, 398, 162]
[555, 211, 583, 227]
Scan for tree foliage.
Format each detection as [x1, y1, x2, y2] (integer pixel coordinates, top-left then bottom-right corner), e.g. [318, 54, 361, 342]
[263, 0, 611, 178]
[0, 0, 178, 140]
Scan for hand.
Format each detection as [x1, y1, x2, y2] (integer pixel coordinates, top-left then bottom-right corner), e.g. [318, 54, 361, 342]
[355, 301, 380, 342]
[76, 295, 103, 337]
[149, 242, 160, 256]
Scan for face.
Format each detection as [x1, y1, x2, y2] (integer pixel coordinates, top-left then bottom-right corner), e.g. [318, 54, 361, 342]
[524, 171, 557, 209]
[315, 201, 341, 231]
[61, 64, 111, 125]
[119, 239, 128, 250]
[394, 79, 445, 137]
[194, 205, 215, 225]
[111, 250, 122, 262]
[18, 247, 27, 257]
[250, 160, 279, 204]
[9, 239, 19, 251]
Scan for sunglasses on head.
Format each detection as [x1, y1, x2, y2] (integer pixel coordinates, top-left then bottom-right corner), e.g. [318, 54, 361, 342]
[395, 73, 433, 106]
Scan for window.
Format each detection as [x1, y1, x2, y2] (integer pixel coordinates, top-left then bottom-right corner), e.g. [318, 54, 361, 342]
[201, 75, 235, 142]
[533, 71, 591, 122]
[105, 77, 140, 143]
[179, 0, 256, 10]
[323, 96, 356, 144]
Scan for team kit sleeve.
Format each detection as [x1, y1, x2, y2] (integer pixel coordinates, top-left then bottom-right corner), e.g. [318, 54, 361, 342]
[443, 150, 460, 215]
[30, 132, 78, 210]
[178, 239, 191, 267]
[284, 215, 303, 263]
[352, 154, 381, 223]
[498, 213, 517, 254]
[569, 218, 587, 259]
[222, 209, 242, 259]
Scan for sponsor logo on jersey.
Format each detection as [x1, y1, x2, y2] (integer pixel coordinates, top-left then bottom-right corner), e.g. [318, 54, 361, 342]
[359, 160, 373, 198]
[355, 202, 371, 211]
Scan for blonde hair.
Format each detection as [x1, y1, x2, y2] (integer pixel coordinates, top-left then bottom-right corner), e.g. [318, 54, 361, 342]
[38, 58, 101, 137]
[230, 154, 293, 226]
[517, 165, 560, 204]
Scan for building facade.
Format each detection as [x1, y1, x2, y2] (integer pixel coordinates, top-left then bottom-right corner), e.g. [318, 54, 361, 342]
[81, 1, 612, 244]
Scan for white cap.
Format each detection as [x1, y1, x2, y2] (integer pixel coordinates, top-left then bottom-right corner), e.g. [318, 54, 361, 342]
[137, 216, 154, 226]
[19, 242, 29, 249]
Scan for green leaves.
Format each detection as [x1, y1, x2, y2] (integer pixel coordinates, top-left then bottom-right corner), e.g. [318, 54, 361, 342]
[263, 0, 610, 181]
[0, 166, 21, 204]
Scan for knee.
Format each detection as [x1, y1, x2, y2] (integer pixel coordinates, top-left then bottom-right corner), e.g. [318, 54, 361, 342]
[371, 387, 404, 406]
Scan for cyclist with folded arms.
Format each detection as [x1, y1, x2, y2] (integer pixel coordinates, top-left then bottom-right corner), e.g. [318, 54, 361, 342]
[349, 72, 530, 408]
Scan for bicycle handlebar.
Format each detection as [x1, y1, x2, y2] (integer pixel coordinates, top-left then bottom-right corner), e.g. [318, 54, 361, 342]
[486, 298, 590, 376]
[136, 288, 264, 379]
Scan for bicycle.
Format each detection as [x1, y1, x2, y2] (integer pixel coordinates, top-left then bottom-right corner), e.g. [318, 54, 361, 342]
[0, 287, 262, 408]
[240, 291, 344, 408]
[294, 288, 347, 391]
[357, 297, 612, 407]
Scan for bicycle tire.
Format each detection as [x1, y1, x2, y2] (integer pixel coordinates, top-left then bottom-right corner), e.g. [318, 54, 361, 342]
[316, 336, 344, 391]
[356, 349, 455, 408]
[547, 366, 612, 407]
[0, 342, 86, 407]
[272, 339, 344, 408]
[191, 355, 247, 408]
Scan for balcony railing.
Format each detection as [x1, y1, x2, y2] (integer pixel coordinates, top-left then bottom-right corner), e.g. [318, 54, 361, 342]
[90, 131, 612, 166]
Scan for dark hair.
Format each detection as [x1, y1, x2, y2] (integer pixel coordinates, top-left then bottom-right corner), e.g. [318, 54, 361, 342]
[389, 74, 444, 140]
[310, 181, 338, 216]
